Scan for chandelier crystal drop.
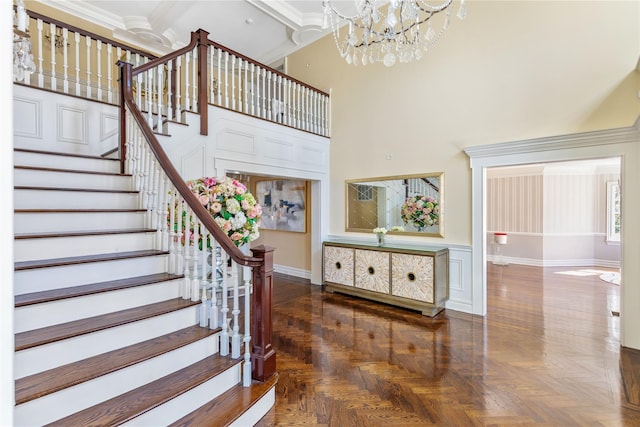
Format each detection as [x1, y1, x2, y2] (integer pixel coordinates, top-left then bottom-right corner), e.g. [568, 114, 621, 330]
[323, 0, 467, 67]
[13, 0, 36, 82]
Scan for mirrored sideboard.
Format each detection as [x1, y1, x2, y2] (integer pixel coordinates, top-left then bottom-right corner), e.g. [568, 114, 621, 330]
[322, 241, 449, 317]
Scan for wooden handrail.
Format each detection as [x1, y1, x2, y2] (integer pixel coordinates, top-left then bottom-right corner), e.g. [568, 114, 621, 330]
[26, 9, 157, 60]
[118, 61, 263, 268]
[120, 60, 276, 382]
[130, 32, 199, 76]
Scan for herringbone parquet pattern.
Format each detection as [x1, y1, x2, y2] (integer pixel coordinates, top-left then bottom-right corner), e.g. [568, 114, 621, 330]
[256, 265, 640, 426]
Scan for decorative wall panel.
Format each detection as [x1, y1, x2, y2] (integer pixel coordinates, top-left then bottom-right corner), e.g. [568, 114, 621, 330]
[100, 113, 119, 141]
[217, 129, 255, 154]
[57, 105, 87, 144]
[13, 97, 42, 139]
[391, 253, 433, 303]
[263, 138, 295, 161]
[323, 246, 354, 287]
[355, 249, 389, 294]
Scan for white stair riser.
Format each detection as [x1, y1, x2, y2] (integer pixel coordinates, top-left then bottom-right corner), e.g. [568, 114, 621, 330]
[14, 151, 120, 173]
[14, 168, 133, 191]
[15, 232, 157, 262]
[14, 211, 147, 234]
[15, 305, 200, 378]
[121, 363, 241, 427]
[14, 255, 169, 294]
[230, 388, 276, 427]
[15, 279, 182, 333]
[15, 189, 140, 210]
[14, 335, 219, 426]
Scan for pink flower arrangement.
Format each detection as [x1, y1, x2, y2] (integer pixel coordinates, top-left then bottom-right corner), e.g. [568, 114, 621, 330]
[400, 195, 440, 230]
[176, 177, 262, 247]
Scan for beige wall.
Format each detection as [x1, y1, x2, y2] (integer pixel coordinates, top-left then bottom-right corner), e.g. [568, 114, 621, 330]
[286, 0, 640, 246]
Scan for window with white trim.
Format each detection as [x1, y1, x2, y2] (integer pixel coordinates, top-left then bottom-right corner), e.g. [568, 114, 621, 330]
[606, 181, 620, 243]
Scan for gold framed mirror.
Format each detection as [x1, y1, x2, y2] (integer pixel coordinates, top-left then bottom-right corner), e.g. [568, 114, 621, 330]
[345, 172, 444, 237]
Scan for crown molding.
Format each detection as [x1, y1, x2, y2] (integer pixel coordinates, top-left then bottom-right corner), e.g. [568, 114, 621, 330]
[465, 122, 640, 160]
[37, 0, 125, 30]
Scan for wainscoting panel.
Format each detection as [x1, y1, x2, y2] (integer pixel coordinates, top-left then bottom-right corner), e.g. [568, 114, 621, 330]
[57, 105, 87, 145]
[13, 96, 42, 139]
[14, 85, 118, 155]
[100, 113, 119, 150]
[263, 138, 295, 162]
[444, 247, 472, 313]
[216, 129, 255, 155]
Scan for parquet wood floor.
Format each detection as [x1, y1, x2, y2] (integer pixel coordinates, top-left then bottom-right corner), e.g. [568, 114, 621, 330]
[256, 264, 640, 426]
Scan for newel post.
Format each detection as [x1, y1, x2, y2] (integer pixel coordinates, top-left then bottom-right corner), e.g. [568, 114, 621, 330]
[250, 245, 276, 382]
[195, 28, 209, 136]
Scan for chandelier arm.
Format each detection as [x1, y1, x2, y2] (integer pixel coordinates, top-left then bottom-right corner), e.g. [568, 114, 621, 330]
[416, 0, 455, 13]
[323, 1, 373, 22]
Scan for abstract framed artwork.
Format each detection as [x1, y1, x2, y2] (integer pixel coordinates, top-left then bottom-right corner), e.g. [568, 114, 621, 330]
[256, 179, 306, 232]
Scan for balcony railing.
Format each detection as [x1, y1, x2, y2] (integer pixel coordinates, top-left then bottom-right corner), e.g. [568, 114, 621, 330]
[17, 10, 331, 138]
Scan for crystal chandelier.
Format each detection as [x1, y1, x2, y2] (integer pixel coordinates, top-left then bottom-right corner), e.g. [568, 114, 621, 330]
[13, 0, 36, 82]
[322, 0, 467, 67]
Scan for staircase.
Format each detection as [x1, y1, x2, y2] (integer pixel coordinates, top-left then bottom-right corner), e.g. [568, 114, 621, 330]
[13, 145, 275, 423]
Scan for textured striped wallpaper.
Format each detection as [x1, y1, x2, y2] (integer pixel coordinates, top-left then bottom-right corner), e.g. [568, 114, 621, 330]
[487, 167, 619, 235]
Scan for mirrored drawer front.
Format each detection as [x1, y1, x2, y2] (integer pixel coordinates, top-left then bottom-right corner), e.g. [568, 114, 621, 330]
[391, 253, 434, 303]
[323, 245, 354, 287]
[355, 249, 390, 294]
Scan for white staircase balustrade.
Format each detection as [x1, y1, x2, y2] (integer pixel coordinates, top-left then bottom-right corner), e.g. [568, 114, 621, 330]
[124, 110, 254, 383]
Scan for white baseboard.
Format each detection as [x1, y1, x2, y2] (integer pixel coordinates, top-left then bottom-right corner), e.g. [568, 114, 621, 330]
[273, 264, 311, 280]
[444, 300, 472, 314]
[487, 255, 620, 269]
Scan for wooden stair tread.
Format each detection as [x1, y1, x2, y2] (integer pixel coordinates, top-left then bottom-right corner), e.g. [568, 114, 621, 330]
[14, 147, 121, 161]
[14, 165, 131, 177]
[15, 273, 183, 307]
[15, 249, 168, 271]
[15, 325, 220, 405]
[45, 355, 241, 427]
[15, 185, 138, 194]
[15, 298, 199, 351]
[169, 373, 278, 427]
[15, 228, 156, 239]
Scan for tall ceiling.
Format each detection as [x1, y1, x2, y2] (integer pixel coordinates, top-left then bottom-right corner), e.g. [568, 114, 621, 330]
[38, 0, 336, 67]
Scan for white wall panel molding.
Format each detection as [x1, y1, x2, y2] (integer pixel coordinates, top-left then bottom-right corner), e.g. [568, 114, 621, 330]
[100, 113, 119, 146]
[216, 129, 256, 155]
[181, 146, 206, 180]
[296, 145, 327, 169]
[14, 85, 118, 155]
[263, 138, 295, 161]
[57, 105, 87, 145]
[13, 96, 42, 139]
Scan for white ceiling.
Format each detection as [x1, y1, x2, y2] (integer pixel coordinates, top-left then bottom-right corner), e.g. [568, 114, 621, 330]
[38, 0, 335, 67]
